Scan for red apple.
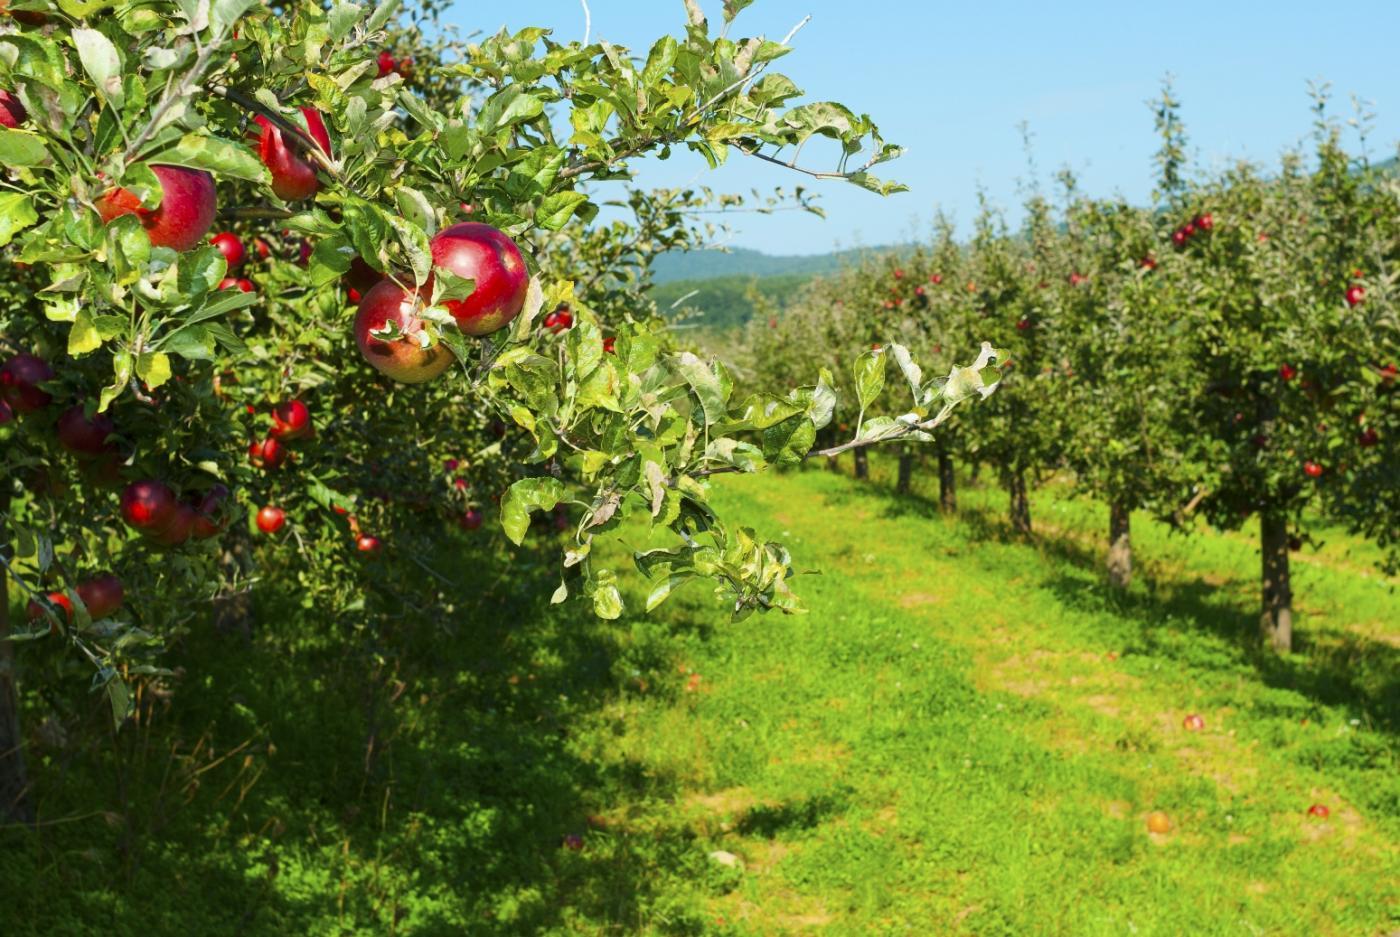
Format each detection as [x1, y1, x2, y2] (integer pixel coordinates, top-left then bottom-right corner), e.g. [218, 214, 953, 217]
[0, 89, 26, 128]
[27, 591, 73, 624]
[1195, 213, 1213, 231]
[56, 404, 116, 458]
[1172, 228, 1187, 247]
[256, 505, 286, 534]
[96, 165, 217, 252]
[1279, 364, 1296, 381]
[191, 484, 231, 539]
[542, 305, 574, 333]
[1141, 255, 1157, 270]
[252, 108, 332, 201]
[253, 238, 272, 261]
[1303, 461, 1323, 478]
[353, 280, 456, 383]
[211, 232, 245, 269]
[248, 436, 287, 470]
[270, 399, 312, 441]
[77, 574, 124, 619]
[1345, 285, 1365, 307]
[148, 503, 196, 547]
[460, 508, 483, 531]
[1306, 803, 1329, 819]
[930, 273, 943, 284]
[1182, 714, 1205, 731]
[120, 480, 178, 534]
[428, 222, 530, 336]
[1358, 428, 1379, 447]
[893, 269, 904, 280]
[0, 353, 54, 412]
[356, 534, 382, 555]
[1016, 318, 1031, 331]
[602, 336, 616, 354]
[376, 50, 396, 77]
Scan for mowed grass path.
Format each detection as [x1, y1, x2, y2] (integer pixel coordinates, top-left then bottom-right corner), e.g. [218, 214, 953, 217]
[4, 460, 1397, 936]
[578, 461, 1399, 935]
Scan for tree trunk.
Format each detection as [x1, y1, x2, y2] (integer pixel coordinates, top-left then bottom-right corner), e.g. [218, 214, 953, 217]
[853, 447, 869, 480]
[1008, 470, 1031, 535]
[212, 528, 255, 641]
[1260, 511, 1293, 653]
[895, 449, 914, 494]
[937, 442, 957, 512]
[0, 494, 33, 825]
[969, 460, 982, 485]
[1107, 499, 1132, 589]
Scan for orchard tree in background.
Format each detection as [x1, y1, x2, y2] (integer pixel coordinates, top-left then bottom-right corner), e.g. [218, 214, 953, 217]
[0, 0, 1008, 824]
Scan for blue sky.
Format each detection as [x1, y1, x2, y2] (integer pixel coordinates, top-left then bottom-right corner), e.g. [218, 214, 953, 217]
[446, 1, 1400, 255]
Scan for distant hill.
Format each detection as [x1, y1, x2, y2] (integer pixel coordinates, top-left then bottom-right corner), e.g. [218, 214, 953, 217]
[652, 273, 811, 331]
[651, 244, 903, 284]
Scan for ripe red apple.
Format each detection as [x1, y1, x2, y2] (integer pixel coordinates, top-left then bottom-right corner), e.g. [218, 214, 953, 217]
[1, 353, 54, 412]
[211, 232, 245, 269]
[191, 484, 230, 539]
[1182, 222, 1196, 238]
[77, 574, 124, 619]
[1195, 213, 1213, 231]
[121, 480, 178, 534]
[248, 436, 287, 469]
[252, 108, 332, 201]
[96, 165, 217, 252]
[1182, 713, 1205, 731]
[219, 276, 255, 292]
[27, 591, 73, 626]
[148, 503, 196, 547]
[543, 306, 574, 333]
[56, 404, 116, 458]
[0, 89, 26, 128]
[1171, 228, 1187, 247]
[270, 399, 312, 441]
[1146, 811, 1171, 834]
[1016, 318, 1031, 331]
[1358, 427, 1379, 447]
[356, 534, 382, 555]
[1345, 285, 1365, 307]
[428, 222, 530, 336]
[1069, 272, 1086, 286]
[893, 269, 904, 280]
[353, 280, 456, 383]
[1306, 803, 1329, 818]
[1303, 461, 1323, 478]
[460, 508, 483, 531]
[1279, 364, 1296, 381]
[930, 273, 943, 285]
[256, 505, 286, 534]
[602, 336, 617, 354]
[376, 50, 396, 77]
[253, 237, 272, 261]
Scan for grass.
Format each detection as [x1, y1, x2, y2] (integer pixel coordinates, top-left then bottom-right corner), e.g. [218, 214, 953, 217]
[2, 456, 1397, 935]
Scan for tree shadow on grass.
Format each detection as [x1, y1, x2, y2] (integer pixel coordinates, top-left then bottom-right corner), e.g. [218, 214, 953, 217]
[835, 467, 1400, 741]
[0, 537, 726, 937]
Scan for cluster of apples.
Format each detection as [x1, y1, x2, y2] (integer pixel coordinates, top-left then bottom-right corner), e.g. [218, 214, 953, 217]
[119, 479, 231, 548]
[1, 353, 128, 483]
[1170, 211, 1214, 248]
[376, 50, 414, 81]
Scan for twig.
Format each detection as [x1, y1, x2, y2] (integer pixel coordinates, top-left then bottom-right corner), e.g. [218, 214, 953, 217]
[579, 0, 592, 45]
[220, 207, 295, 220]
[124, 36, 227, 164]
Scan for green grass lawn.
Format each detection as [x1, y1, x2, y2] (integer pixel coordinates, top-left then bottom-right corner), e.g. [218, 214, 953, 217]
[3, 457, 1397, 935]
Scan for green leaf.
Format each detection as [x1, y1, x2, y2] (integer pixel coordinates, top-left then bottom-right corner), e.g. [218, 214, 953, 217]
[212, 0, 261, 35]
[68, 307, 104, 356]
[854, 348, 886, 412]
[0, 194, 38, 246]
[157, 133, 269, 183]
[500, 477, 566, 545]
[135, 352, 172, 389]
[592, 582, 623, 620]
[673, 352, 728, 426]
[535, 191, 588, 231]
[73, 28, 123, 109]
[0, 128, 49, 167]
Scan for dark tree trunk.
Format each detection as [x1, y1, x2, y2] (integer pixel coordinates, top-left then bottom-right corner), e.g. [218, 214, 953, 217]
[937, 442, 957, 512]
[0, 494, 33, 825]
[1008, 469, 1031, 535]
[1260, 511, 1293, 653]
[853, 447, 869, 480]
[212, 528, 256, 641]
[895, 449, 914, 494]
[1107, 499, 1132, 589]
